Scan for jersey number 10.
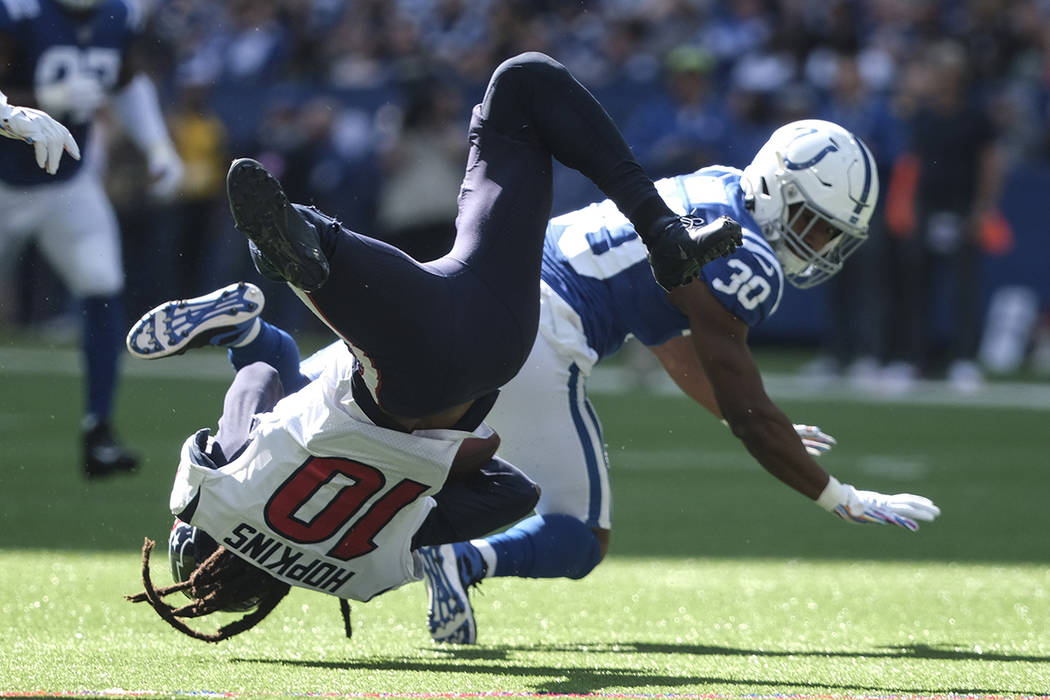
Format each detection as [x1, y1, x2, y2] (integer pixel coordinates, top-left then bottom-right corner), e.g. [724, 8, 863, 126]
[264, 457, 429, 561]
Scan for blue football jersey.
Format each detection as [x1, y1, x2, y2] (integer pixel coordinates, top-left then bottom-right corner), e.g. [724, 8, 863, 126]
[0, 0, 143, 185]
[541, 166, 783, 360]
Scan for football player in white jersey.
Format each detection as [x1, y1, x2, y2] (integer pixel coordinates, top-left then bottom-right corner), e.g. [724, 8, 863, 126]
[126, 281, 543, 641]
[410, 119, 941, 643]
[0, 0, 184, 478]
[124, 52, 742, 642]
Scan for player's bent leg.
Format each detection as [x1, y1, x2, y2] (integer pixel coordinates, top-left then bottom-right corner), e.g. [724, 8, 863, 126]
[126, 282, 264, 359]
[477, 52, 740, 290]
[214, 362, 284, 460]
[226, 158, 330, 292]
[414, 457, 540, 547]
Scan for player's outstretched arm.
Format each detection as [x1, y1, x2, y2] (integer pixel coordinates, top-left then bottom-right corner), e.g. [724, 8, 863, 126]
[667, 280, 940, 531]
[651, 336, 838, 458]
[0, 90, 80, 174]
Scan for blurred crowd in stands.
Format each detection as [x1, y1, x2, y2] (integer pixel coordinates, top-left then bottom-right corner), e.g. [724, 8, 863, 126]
[15, 0, 1050, 390]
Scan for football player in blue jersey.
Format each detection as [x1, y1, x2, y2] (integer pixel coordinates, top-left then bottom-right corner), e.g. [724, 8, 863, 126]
[0, 0, 184, 477]
[410, 119, 941, 643]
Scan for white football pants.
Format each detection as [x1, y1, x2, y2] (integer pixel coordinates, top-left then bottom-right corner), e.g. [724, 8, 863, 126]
[0, 167, 124, 298]
[485, 283, 613, 529]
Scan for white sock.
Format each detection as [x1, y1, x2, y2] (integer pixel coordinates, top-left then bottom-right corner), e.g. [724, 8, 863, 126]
[469, 538, 497, 579]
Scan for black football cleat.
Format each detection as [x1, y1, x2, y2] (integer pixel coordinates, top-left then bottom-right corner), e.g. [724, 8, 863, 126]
[83, 416, 138, 479]
[647, 214, 743, 292]
[226, 158, 330, 292]
[247, 240, 285, 284]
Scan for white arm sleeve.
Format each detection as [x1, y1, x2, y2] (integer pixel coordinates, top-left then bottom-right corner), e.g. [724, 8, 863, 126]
[112, 74, 175, 158]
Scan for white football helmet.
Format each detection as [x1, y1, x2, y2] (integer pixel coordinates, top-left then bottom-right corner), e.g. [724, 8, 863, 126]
[741, 119, 879, 288]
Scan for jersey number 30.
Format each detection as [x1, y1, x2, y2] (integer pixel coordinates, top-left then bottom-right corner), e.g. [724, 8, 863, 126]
[265, 457, 428, 561]
[710, 258, 772, 311]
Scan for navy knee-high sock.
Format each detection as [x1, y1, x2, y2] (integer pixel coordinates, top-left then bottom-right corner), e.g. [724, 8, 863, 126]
[228, 320, 307, 395]
[82, 294, 124, 421]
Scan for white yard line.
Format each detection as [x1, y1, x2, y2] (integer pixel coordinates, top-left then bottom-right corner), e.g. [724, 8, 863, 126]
[0, 345, 233, 380]
[4, 346, 1050, 410]
[587, 366, 1050, 411]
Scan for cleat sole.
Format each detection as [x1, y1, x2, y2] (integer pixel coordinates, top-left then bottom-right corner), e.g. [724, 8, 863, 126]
[126, 282, 264, 360]
[226, 159, 329, 292]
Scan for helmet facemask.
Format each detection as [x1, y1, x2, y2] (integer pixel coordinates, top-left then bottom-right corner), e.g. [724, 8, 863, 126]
[771, 184, 868, 289]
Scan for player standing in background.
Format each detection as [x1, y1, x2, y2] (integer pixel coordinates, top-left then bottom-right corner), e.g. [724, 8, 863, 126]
[417, 119, 943, 643]
[0, 0, 184, 477]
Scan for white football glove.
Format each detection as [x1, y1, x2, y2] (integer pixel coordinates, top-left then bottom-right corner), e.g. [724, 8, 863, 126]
[0, 94, 81, 174]
[35, 74, 106, 123]
[146, 142, 184, 201]
[816, 476, 941, 531]
[794, 424, 836, 457]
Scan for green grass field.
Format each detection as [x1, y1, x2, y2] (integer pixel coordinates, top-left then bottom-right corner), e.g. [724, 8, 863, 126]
[2, 341, 1049, 698]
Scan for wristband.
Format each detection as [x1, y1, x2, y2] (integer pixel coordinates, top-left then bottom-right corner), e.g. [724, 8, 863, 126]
[816, 475, 845, 511]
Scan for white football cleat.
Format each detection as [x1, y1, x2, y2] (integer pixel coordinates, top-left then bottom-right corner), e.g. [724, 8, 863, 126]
[418, 543, 479, 644]
[126, 282, 264, 359]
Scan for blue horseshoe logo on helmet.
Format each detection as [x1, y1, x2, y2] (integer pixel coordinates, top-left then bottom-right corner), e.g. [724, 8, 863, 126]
[783, 128, 839, 170]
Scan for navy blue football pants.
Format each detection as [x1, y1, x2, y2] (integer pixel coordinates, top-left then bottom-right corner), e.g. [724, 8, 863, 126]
[293, 52, 665, 418]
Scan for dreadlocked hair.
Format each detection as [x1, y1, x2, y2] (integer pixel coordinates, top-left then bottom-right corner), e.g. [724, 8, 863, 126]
[125, 537, 290, 642]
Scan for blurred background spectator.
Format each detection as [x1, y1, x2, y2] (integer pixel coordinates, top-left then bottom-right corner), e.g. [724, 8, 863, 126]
[883, 38, 1006, 393]
[800, 50, 903, 390]
[8, 0, 1050, 389]
[623, 44, 727, 179]
[373, 73, 466, 261]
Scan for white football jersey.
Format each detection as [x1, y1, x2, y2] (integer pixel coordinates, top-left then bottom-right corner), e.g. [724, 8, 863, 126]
[169, 345, 491, 601]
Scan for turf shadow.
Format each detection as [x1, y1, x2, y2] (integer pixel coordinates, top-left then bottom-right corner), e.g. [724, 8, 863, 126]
[230, 656, 707, 694]
[495, 640, 1050, 664]
[230, 653, 1046, 696]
